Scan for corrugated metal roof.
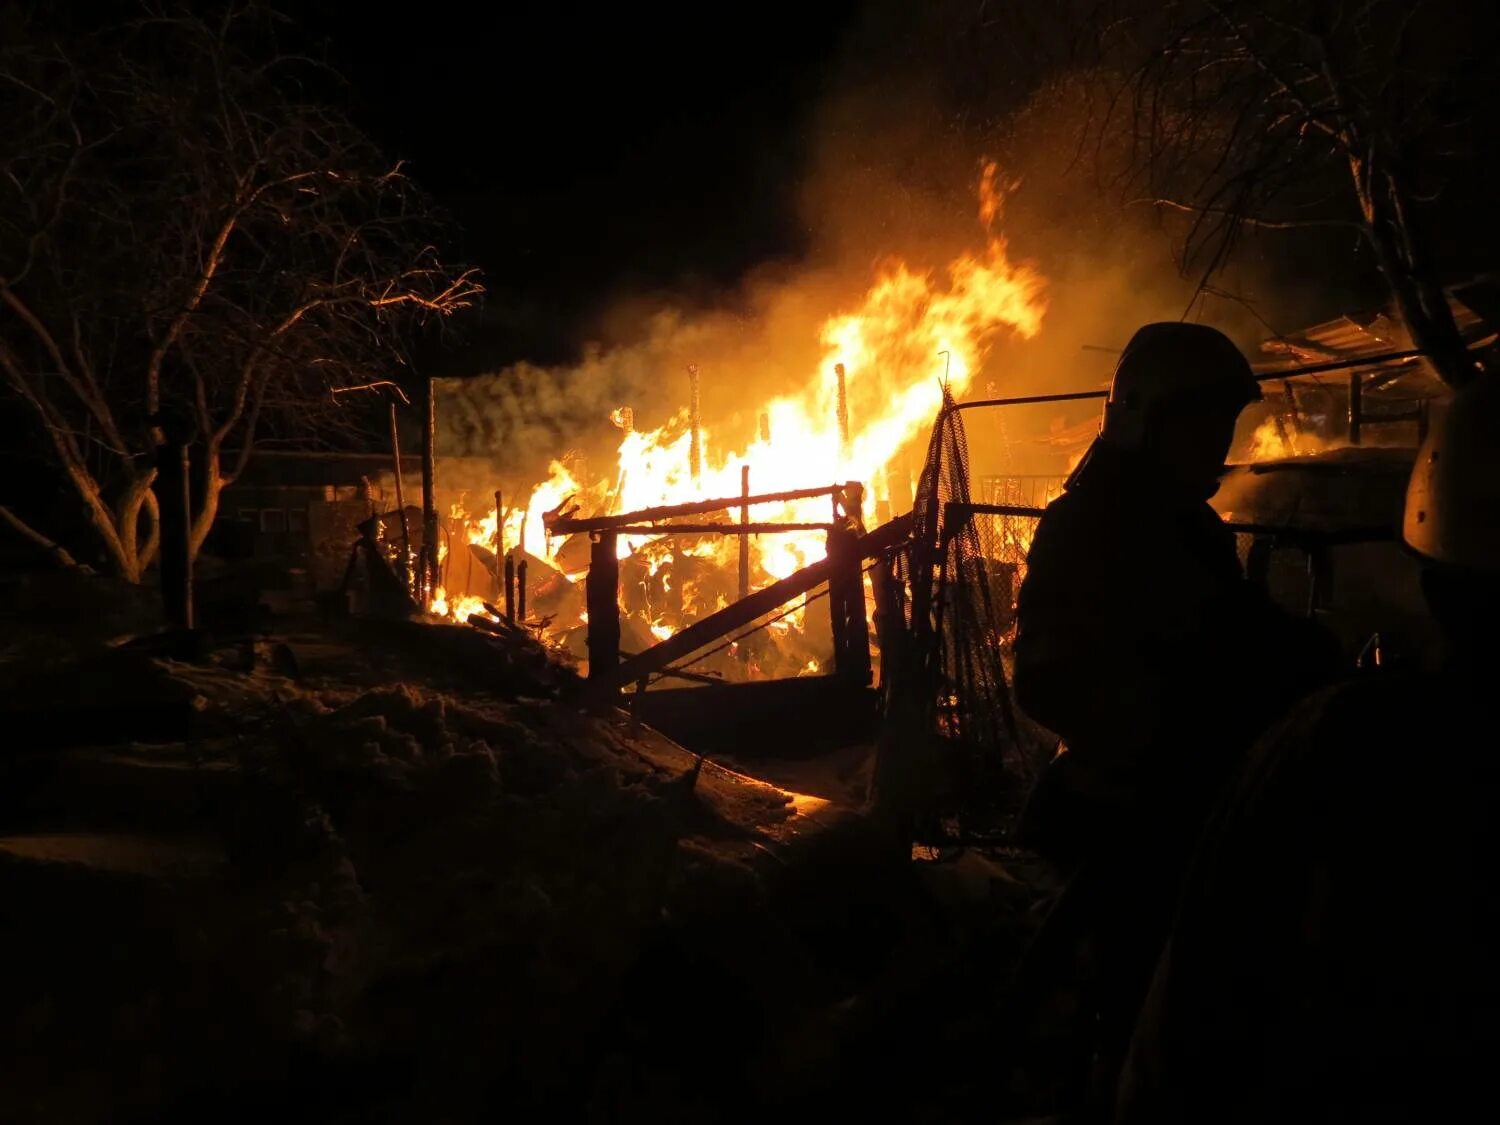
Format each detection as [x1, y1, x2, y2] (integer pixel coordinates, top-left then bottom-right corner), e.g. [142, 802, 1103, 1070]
[1256, 282, 1496, 387]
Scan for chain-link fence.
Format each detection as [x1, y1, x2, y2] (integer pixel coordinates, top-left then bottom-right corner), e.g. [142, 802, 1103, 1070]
[976, 474, 1066, 510]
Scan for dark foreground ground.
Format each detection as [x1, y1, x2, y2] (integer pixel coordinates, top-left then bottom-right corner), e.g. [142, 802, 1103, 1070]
[1, 571, 1056, 1124]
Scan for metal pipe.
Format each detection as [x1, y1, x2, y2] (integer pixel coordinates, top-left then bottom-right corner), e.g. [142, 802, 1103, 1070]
[950, 500, 1395, 543]
[947, 348, 1434, 417]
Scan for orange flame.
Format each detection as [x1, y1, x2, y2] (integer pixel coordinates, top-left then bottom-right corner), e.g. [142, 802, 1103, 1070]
[432, 163, 1048, 660]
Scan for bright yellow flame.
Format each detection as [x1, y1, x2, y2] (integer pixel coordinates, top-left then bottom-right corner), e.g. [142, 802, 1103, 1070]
[429, 585, 492, 623]
[1243, 415, 1338, 462]
[428, 164, 1049, 657]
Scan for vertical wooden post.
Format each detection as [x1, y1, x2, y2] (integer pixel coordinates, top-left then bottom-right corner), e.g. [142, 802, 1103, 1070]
[835, 362, 851, 462]
[420, 375, 439, 602]
[827, 523, 872, 685]
[504, 554, 516, 622]
[687, 364, 703, 486]
[869, 553, 901, 690]
[492, 489, 503, 602]
[587, 532, 622, 681]
[517, 558, 528, 623]
[844, 480, 865, 531]
[738, 465, 751, 600]
[1283, 379, 1303, 441]
[388, 401, 411, 593]
[737, 465, 751, 664]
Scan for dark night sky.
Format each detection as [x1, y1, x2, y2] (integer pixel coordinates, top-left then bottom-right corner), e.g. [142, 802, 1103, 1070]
[286, 2, 867, 373]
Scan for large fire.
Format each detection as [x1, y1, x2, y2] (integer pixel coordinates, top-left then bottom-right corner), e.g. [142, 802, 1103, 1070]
[429, 162, 1048, 673]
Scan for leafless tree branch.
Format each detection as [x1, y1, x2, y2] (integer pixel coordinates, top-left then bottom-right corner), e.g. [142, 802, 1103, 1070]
[0, 0, 482, 579]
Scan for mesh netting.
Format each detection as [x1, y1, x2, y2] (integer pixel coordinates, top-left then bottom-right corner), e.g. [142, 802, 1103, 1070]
[902, 390, 1039, 833]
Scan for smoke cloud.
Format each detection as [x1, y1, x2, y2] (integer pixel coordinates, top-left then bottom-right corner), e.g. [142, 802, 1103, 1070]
[438, 6, 1318, 493]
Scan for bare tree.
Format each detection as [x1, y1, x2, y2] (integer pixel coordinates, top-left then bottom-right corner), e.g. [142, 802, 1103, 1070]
[1083, 0, 1498, 387]
[0, 2, 480, 581]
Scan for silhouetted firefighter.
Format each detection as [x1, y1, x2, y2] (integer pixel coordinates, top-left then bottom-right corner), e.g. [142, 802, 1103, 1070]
[1006, 323, 1342, 1117]
[1117, 372, 1500, 1124]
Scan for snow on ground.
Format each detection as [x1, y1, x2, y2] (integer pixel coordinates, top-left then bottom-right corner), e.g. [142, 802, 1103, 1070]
[0, 601, 1049, 1123]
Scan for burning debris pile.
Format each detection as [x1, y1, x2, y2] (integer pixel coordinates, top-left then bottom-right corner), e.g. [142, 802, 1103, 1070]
[427, 163, 1049, 678]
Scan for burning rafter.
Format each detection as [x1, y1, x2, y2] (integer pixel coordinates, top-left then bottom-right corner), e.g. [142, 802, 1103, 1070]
[543, 483, 854, 536]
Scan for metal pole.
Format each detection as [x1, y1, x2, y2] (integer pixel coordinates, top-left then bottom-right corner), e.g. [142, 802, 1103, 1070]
[948, 347, 1434, 417]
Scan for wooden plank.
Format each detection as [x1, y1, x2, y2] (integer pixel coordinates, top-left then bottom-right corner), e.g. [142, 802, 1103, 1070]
[588, 513, 911, 697]
[827, 525, 871, 684]
[545, 483, 843, 536]
[585, 521, 833, 536]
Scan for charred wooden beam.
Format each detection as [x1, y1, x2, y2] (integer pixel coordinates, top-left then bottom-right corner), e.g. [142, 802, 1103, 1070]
[835, 362, 851, 460]
[546, 483, 846, 536]
[492, 488, 503, 601]
[869, 551, 904, 690]
[388, 401, 411, 592]
[504, 554, 516, 621]
[421, 376, 439, 602]
[827, 523, 872, 685]
[619, 653, 725, 686]
[586, 532, 621, 680]
[587, 513, 911, 698]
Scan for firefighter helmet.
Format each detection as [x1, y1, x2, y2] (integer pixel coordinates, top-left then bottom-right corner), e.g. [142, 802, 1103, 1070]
[1402, 372, 1500, 569]
[1099, 322, 1262, 451]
